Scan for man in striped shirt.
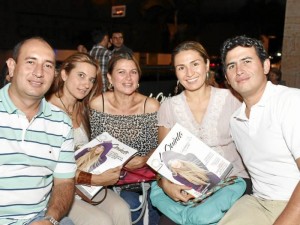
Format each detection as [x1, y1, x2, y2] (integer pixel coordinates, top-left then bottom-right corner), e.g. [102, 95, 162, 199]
[0, 37, 76, 225]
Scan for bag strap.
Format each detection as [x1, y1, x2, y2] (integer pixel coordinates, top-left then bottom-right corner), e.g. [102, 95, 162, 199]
[75, 186, 108, 205]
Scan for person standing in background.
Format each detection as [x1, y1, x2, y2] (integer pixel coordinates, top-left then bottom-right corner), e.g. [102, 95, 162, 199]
[0, 37, 76, 225]
[110, 29, 133, 56]
[89, 29, 112, 92]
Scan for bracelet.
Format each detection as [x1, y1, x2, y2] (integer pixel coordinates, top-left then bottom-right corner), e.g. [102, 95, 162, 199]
[76, 171, 92, 185]
[43, 216, 60, 225]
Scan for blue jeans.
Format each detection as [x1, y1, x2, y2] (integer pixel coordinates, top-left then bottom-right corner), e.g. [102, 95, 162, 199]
[120, 187, 160, 225]
[27, 210, 74, 225]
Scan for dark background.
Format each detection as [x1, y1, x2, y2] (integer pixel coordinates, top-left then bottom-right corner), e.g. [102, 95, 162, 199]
[0, 0, 286, 57]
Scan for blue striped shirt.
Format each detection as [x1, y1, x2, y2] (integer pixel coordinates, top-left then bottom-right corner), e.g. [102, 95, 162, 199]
[0, 84, 76, 222]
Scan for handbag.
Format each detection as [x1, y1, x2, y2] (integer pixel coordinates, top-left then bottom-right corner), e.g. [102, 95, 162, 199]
[116, 166, 157, 186]
[113, 166, 157, 224]
[150, 176, 246, 225]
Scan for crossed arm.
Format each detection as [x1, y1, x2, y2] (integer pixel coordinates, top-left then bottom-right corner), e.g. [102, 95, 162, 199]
[273, 158, 300, 225]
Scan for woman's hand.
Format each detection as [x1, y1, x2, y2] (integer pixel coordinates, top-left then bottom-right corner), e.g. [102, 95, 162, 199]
[91, 166, 122, 186]
[124, 156, 147, 170]
[160, 177, 194, 202]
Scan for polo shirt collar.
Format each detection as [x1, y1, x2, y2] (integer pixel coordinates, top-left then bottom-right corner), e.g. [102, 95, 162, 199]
[0, 83, 52, 117]
[255, 81, 276, 107]
[234, 81, 275, 121]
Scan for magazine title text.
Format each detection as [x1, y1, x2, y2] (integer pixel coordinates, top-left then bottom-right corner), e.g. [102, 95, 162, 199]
[164, 131, 183, 151]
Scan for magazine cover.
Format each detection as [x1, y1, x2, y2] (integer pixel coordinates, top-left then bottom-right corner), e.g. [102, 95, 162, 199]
[147, 123, 233, 198]
[75, 132, 138, 199]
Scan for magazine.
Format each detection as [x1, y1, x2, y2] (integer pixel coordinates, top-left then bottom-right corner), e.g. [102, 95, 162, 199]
[75, 132, 138, 199]
[147, 123, 233, 198]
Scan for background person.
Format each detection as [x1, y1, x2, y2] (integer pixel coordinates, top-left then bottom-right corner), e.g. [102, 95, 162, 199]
[46, 52, 131, 225]
[0, 37, 76, 225]
[89, 52, 161, 225]
[267, 67, 284, 85]
[110, 29, 133, 56]
[154, 41, 251, 225]
[218, 35, 300, 225]
[77, 44, 88, 53]
[89, 29, 112, 92]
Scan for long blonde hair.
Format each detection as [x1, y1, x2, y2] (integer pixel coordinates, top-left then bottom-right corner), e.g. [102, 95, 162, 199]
[76, 145, 104, 172]
[169, 159, 209, 185]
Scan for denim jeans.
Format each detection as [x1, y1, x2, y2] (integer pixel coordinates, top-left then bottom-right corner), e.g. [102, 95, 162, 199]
[120, 187, 160, 225]
[27, 210, 74, 225]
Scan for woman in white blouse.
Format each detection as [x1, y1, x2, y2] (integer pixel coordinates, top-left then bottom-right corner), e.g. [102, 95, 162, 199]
[155, 41, 251, 225]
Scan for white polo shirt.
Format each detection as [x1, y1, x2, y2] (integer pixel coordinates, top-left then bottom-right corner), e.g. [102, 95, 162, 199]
[231, 82, 300, 200]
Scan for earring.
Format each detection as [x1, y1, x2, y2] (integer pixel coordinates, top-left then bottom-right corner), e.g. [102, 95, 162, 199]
[108, 83, 114, 90]
[137, 83, 140, 89]
[174, 80, 180, 95]
[206, 72, 210, 80]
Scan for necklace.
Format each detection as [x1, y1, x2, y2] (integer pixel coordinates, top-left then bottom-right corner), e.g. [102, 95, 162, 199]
[59, 96, 73, 117]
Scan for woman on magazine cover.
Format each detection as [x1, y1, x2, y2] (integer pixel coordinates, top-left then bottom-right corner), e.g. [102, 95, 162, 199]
[162, 151, 220, 192]
[152, 41, 252, 225]
[46, 52, 131, 225]
[76, 141, 112, 172]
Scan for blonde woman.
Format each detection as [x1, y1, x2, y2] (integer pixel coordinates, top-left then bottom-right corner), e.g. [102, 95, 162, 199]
[47, 52, 131, 225]
[76, 145, 105, 172]
[162, 151, 220, 193]
[169, 159, 209, 186]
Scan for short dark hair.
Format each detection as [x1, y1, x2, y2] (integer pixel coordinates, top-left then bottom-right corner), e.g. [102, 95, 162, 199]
[220, 35, 269, 74]
[110, 29, 124, 37]
[12, 36, 52, 62]
[91, 29, 108, 44]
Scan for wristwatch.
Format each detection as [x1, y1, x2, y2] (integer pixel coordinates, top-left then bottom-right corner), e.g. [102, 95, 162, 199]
[43, 216, 60, 225]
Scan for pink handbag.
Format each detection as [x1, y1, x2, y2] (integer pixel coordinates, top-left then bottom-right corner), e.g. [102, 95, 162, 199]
[116, 166, 156, 185]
